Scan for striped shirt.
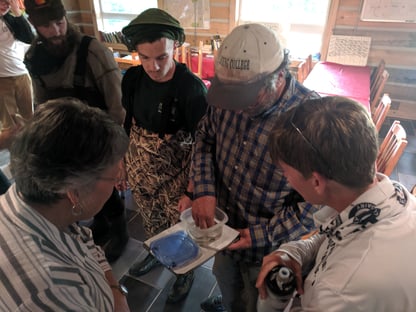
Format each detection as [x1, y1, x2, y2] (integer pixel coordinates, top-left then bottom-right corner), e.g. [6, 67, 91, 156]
[193, 76, 320, 264]
[0, 184, 114, 311]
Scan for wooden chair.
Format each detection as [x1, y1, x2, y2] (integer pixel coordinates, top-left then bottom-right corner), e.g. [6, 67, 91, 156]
[370, 60, 389, 113]
[376, 120, 408, 176]
[296, 54, 312, 83]
[175, 41, 204, 78]
[175, 41, 211, 88]
[174, 42, 191, 66]
[372, 93, 391, 132]
[191, 40, 204, 78]
[370, 59, 385, 89]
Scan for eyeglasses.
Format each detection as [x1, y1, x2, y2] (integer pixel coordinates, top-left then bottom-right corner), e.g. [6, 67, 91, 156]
[289, 104, 333, 179]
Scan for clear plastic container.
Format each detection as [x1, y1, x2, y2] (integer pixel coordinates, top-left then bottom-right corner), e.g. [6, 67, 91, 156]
[180, 207, 228, 245]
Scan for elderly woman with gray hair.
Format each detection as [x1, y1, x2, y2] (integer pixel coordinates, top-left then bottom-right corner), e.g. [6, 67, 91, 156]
[0, 98, 130, 311]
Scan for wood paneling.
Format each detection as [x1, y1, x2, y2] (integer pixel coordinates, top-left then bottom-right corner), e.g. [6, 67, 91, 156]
[389, 100, 416, 119]
[334, 29, 416, 48]
[210, 7, 230, 20]
[338, 0, 361, 7]
[330, 0, 416, 120]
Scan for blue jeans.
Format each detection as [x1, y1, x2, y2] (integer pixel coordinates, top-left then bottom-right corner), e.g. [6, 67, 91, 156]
[212, 252, 261, 312]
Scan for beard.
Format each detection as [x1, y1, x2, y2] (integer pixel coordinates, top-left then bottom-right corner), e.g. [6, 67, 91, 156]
[38, 24, 77, 58]
[43, 36, 70, 58]
[244, 72, 288, 118]
[245, 83, 280, 118]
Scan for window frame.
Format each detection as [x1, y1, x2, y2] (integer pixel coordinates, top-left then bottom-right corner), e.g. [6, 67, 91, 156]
[237, 0, 331, 59]
[92, 0, 159, 32]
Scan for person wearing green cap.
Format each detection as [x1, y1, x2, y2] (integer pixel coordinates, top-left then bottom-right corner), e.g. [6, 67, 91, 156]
[121, 8, 208, 304]
[23, 0, 129, 263]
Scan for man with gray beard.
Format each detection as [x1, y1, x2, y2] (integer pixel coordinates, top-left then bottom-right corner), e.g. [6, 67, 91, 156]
[193, 24, 320, 312]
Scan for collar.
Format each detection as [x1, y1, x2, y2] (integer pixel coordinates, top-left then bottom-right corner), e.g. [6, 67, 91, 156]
[315, 174, 408, 241]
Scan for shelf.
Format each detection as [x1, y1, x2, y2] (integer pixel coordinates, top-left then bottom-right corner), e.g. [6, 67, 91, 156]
[103, 42, 129, 53]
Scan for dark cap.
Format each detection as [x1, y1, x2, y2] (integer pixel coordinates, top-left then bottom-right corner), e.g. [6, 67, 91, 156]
[24, 0, 66, 26]
[122, 8, 185, 48]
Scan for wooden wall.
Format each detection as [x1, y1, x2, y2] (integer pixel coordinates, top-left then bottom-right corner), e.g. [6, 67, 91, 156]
[185, 0, 235, 45]
[324, 0, 416, 119]
[64, 0, 416, 120]
[62, 0, 97, 37]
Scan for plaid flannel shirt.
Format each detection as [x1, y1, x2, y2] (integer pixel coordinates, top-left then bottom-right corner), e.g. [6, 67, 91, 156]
[192, 76, 320, 264]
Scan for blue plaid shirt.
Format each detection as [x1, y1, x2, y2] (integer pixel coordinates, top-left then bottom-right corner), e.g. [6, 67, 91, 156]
[192, 76, 320, 263]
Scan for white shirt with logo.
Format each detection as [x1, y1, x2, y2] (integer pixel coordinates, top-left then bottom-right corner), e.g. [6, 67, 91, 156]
[278, 174, 416, 312]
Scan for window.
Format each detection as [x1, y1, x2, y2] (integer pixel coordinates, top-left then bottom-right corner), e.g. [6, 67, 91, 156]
[93, 0, 209, 33]
[238, 0, 331, 59]
[163, 0, 210, 29]
[93, 0, 158, 32]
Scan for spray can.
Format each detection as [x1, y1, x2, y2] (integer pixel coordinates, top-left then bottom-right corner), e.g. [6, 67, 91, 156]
[257, 265, 296, 312]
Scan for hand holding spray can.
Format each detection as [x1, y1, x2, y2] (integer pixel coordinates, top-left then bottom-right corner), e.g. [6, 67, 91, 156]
[257, 265, 296, 312]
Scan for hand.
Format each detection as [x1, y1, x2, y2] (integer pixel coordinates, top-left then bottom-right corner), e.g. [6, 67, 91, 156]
[227, 228, 251, 250]
[256, 252, 304, 300]
[9, 0, 21, 16]
[177, 194, 192, 213]
[191, 195, 216, 228]
[105, 270, 130, 312]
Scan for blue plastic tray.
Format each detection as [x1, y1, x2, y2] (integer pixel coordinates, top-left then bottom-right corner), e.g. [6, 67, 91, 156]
[149, 231, 200, 269]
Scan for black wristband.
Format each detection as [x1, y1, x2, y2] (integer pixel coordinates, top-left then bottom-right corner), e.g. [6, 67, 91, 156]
[184, 190, 193, 200]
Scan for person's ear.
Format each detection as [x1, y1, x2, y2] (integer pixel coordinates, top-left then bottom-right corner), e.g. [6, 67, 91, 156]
[66, 189, 80, 206]
[310, 171, 328, 195]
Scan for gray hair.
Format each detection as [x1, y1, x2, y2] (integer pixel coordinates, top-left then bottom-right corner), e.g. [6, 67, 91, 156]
[10, 97, 129, 204]
[245, 51, 290, 117]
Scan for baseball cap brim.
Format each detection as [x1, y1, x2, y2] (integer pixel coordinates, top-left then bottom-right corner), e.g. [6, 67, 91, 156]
[207, 75, 267, 111]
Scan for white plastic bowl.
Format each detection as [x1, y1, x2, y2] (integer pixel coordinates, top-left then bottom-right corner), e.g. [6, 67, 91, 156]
[180, 207, 228, 245]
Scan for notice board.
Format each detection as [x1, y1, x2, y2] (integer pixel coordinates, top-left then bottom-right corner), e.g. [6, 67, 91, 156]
[361, 0, 416, 23]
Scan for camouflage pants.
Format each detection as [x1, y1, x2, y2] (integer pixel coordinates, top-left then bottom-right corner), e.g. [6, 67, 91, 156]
[125, 124, 193, 238]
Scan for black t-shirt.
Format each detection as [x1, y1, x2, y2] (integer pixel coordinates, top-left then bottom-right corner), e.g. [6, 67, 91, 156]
[122, 62, 208, 136]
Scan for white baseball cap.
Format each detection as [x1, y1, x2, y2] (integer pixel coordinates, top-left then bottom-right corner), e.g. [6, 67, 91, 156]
[207, 23, 284, 110]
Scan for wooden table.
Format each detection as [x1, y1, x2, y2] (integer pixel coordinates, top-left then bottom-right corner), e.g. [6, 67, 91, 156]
[114, 54, 141, 72]
[303, 61, 371, 111]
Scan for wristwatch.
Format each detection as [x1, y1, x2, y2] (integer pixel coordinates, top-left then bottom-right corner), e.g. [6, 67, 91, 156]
[110, 284, 128, 296]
